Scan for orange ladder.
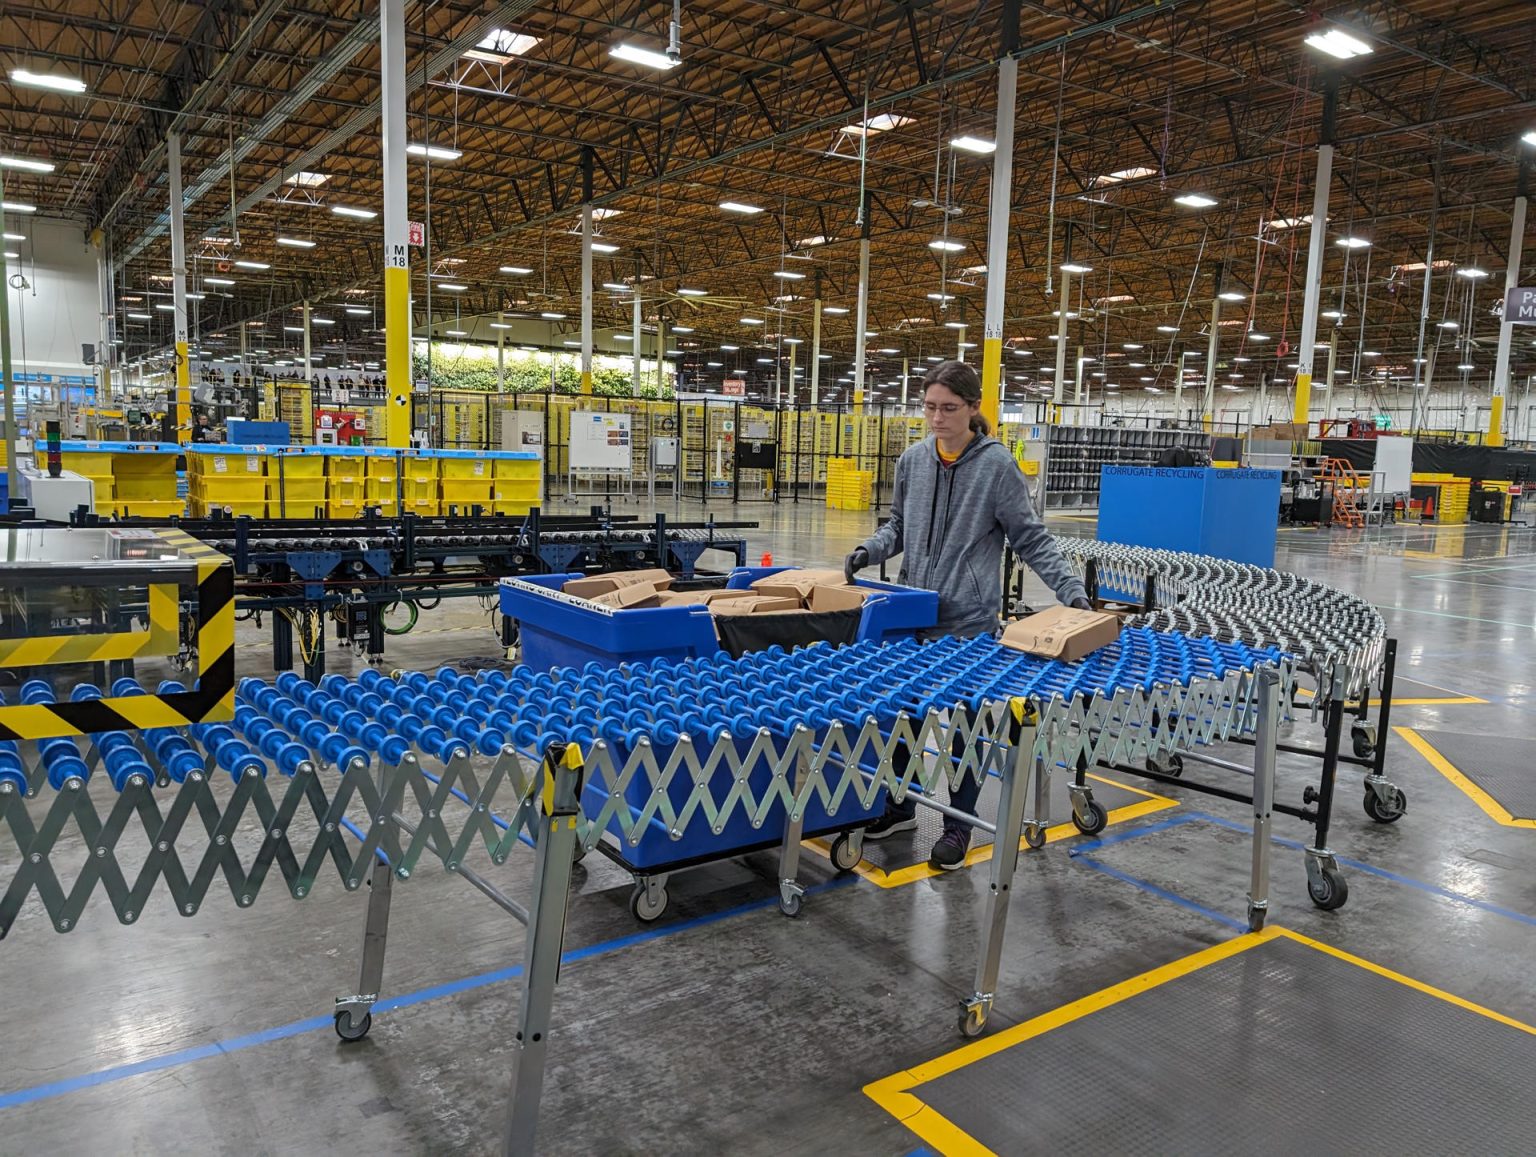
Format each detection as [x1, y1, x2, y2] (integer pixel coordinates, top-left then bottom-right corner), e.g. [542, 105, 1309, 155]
[1321, 458, 1364, 527]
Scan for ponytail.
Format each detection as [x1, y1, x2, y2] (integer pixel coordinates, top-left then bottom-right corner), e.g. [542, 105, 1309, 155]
[969, 413, 992, 436]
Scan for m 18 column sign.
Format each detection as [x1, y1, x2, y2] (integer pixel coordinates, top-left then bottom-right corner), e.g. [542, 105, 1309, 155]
[1508, 287, 1536, 324]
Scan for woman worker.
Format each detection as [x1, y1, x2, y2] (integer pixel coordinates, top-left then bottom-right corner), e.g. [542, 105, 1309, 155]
[844, 359, 1091, 870]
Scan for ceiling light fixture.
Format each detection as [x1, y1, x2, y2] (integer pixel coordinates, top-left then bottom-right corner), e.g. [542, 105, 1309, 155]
[1060, 260, 1092, 274]
[9, 68, 87, 94]
[773, 270, 806, 280]
[610, 42, 680, 70]
[407, 144, 462, 161]
[601, 281, 629, 291]
[1, 202, 37, 213]
[949, 135, 996, 154]
[332, 205, 378, 219]
[234, 259, 270, 270]
[204, 277, 236, 286]
[1305, 27, 1373, 59]
[436, 283, 467, 291]
[676, 287, 709, 296]
[540, 311, 565, 320]
[591, 242, 620, 254]
[1218, 290, 1246, 302]
[346, 307, 371, 316]
[1335, 236, 1371, 249]
[501, 266, 534, 275]
[1175, 193, 1219, 208]
[822, 306, 849, 315]
[276, 237, 316, 249]
[0, 156, 55, 173]
[719, 201, 763, 214]
[1455, 265, 1489, 279]
[929, 239, 965, 252]
[740, 317, 764, 325]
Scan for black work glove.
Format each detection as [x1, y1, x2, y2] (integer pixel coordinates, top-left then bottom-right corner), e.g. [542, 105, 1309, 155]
[1070, 597, 1092, 610]
[844, 547, 870, 585]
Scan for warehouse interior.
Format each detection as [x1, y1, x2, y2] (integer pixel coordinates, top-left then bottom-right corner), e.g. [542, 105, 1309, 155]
[0, 1, 1534, 1154]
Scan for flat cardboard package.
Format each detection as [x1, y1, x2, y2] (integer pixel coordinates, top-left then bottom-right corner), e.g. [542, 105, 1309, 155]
[562, 568, 676, 600]
[590, 582, 663, 610]
[749, 568, 848, 601]
[1000, 606, 1121, 661]
[808, 583, 872, 613]
[655, 590, 713, 607]
[709, 595, 802, 616]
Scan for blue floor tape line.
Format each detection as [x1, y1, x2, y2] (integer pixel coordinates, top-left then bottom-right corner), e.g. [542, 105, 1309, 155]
[1070, 807, 1536, 929]
[0, 874, 859, 1112]
[1073, 855, 1248, 933]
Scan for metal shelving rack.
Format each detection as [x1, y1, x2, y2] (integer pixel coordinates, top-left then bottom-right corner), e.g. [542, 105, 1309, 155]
[1039, 426, 1212, 510]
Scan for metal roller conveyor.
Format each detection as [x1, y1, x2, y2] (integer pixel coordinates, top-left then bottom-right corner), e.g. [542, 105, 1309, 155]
[0, 631, 1294, 1150]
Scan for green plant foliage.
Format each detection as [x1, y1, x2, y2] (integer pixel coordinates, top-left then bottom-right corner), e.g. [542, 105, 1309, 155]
[409, 343, 672, 397]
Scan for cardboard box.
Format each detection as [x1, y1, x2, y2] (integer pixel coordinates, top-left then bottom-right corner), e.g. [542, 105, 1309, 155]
[749, 568, 847, 600]
[590, 583, 663, 610]
[562, 568, 675, 599]
[709, 595, 803, 616]
[809, 583, 872, 613]
[656, 590, 717, 607]
[701, 589, 758, 604]
[1000, 606, 1121, 661]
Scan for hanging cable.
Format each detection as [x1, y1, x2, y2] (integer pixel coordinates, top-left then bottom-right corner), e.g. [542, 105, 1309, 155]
[1043, 47, 1066, 296]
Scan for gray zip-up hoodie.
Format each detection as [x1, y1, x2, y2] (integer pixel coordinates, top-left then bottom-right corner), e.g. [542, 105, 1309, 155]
[861, 433, 1087, 637]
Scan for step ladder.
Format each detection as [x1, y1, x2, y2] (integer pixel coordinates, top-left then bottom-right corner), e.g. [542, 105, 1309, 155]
[1321, 458, 1364, 528]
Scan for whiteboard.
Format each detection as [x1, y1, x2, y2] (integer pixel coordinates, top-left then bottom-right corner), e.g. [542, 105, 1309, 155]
[1373, 436, 1413, 493]
[570, 411, 632, 473]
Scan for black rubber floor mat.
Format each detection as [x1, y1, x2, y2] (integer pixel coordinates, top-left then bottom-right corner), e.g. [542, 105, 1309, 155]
[910, 935, 1536, 1155]
[858, 773, 1153, 874]
[1409, 728, 1536, 820]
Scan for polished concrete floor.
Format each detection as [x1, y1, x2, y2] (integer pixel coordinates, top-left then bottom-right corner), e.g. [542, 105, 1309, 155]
[3, 497, 1535, 1155]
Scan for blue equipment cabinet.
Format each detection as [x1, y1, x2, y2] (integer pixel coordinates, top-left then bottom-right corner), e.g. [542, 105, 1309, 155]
[1097, 465, 1282, 567]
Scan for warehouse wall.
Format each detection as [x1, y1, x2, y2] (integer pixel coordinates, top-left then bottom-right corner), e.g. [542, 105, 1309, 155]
[3, 216, 100, 381]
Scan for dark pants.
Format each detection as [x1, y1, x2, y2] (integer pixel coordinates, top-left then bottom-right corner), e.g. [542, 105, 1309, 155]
[885, 704, 982, 833]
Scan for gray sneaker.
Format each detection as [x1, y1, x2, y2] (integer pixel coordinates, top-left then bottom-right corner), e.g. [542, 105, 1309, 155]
[864, 810, 919, 840]
[929, 827, 971, 870]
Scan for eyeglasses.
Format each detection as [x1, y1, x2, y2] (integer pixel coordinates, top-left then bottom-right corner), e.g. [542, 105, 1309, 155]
[923, 402, 966, 415]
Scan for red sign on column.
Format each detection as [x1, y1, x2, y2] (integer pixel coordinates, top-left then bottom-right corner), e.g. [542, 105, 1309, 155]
[407, 221, 424, 247]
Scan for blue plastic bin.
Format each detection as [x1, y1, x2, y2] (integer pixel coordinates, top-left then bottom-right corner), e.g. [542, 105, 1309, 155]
[500, 568, 937, 673]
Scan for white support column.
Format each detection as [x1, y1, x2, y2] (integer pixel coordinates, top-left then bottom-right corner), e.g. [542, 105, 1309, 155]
[168, 131, 191, 442]
[1175, 348, 1188, 421]
[1073, 344, 1085, 408]
[980, 46, 1018, 433]
[785, 340, 796, 407]
[381, 0, 411, 447]
[957, 323, 967, 362]
[808, 292, 822, 407]
[1293, 81, 1338, 431]
[853, 218, 871, 412]
[1203, 296, 1220, 428]
[631, 289, 642, 391]
[1051, 272, 1070, 418]
[1489, 189, 1527, 447]
[496, 311, 506, 391]
[302, 299, 312, 384]
[96, 243, 114, 403]
[900, 355, 909, 408]
[656, 316, 666, 393]
[1320, 335, 1338, 420]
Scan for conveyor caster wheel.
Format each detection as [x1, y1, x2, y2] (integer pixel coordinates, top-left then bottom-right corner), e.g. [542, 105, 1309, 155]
[629, 883, 669, 923]
[959, 1007, 986, 1038]
[1307, 867, 1349, 911]
[571, 842, 588, 864]
[1246, 904, 1267, 933]
[334, 1011, 372, 1043]
[1351, 722, 1377, 760]
[829, 832, 862, 872]
[1363, 786, 1407, 824]
[1023, 824, 1046, 850]
[1072, 800, 1108, 837]
[779, 891, 803, 918]
[1147, 753, 1183, 777]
